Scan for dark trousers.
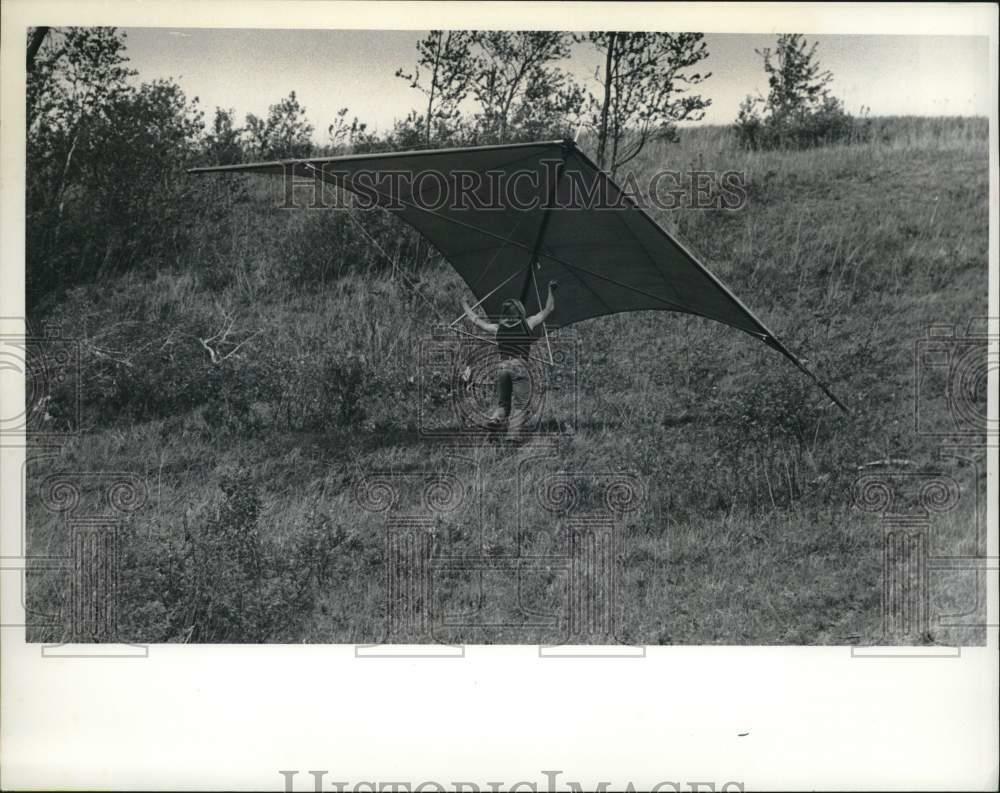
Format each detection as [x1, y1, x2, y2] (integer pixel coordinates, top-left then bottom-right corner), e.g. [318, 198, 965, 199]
[496, 366, 514, 417]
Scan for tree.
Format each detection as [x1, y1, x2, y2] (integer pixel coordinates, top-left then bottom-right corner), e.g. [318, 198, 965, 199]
[467, 31, 578, 144]
[734, 34, 857, 150]
[81, 79, 204, 274]
[27, 27, 136, 303]
[26, 26, 50, 72]
[27, 27, 135, 196]
[244, 91, 314, 159]
[26, 27, 204, 307]
[582, 32, 711, 174]
[507, 57, 585, 143]
[327, 107, 379, 155]
[757, 34, 832, 121]
[204, 107, 244, 165]
[395, 30, 473, 146]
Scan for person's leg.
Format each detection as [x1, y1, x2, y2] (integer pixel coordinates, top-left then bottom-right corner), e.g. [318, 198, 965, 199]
[489, 363, 513, 425]
[506, 359, 532, 431]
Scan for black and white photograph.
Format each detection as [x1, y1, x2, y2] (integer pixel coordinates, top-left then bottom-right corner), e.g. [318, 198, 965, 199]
[1, 1, 997, 790]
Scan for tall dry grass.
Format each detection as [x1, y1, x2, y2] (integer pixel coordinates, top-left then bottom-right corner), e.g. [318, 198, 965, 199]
[27, 116, 989, 645]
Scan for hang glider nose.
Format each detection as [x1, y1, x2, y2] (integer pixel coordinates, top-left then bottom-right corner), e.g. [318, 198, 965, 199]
[188, 139, 849, 413]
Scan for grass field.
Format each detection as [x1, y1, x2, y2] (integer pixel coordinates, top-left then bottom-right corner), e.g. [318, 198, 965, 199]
[26, 116, 989, 645]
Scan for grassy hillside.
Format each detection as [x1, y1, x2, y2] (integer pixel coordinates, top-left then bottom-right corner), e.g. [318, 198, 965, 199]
[26, 117, 989, 645]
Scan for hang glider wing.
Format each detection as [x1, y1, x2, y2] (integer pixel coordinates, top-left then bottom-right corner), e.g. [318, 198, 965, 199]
[188, 139, 848, 412]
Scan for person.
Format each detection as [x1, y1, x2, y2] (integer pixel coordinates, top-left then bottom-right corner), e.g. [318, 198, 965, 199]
[461, 280, 558, 430]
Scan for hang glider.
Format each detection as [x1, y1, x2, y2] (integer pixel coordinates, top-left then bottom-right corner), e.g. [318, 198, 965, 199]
[188, 139, 848, 412]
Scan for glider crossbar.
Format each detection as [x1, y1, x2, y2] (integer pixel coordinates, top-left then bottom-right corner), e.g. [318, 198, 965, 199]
[449, 268, 522, 327]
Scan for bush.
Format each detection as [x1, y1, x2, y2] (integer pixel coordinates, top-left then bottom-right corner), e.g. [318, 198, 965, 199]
[733, 34, 868, 151]
[254, 346, 379, 432]
[282, 208, 429, 287]
[27, 28, 204, 309]
[735, 95, 864, 151]
[703, 331, 890, 512]
[117, 470, 347, 643]
[63, 298, 384, 434]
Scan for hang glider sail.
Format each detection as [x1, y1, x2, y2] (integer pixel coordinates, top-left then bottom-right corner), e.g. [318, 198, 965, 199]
[188, 139, 848, 412]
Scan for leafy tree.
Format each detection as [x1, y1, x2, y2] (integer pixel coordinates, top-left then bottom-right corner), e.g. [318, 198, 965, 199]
[757, 34, 832, 119]
[204, 107, 244, 165]
[27, 27, 135, 216]
[467, 31, 579, 144]
[581, 32, 711, 174]
[81, 79, 204, 272]
[734, 34, 859, 150]
[26, 27, 204, 308]
[507, 57, 585, 143]
[393, 31, 583, 147]
[327, 107, 379, 154]
[26, 26, 50, 72]
[244, 91, 314, 159]
[395, 30, 473, 146]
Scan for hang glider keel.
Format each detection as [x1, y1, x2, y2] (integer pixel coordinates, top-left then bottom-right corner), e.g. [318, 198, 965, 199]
[188, 139, 850, 414]
[519, 145, 567, 306]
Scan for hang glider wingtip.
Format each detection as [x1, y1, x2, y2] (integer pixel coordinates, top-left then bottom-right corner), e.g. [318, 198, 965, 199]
[763, 335, 851, 415]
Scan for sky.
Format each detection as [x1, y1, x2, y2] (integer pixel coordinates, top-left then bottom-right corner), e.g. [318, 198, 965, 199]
[118, 28, 991, 141]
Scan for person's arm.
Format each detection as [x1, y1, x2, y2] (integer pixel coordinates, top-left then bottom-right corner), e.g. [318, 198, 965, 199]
[462, 299, 498, 333]
[526, 281, 558, 331]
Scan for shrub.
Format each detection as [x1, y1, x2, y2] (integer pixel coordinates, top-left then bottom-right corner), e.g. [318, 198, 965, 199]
[117, 471, 348, 643]
[735, 95, 863, 151]
[733, 34, 868, 151]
